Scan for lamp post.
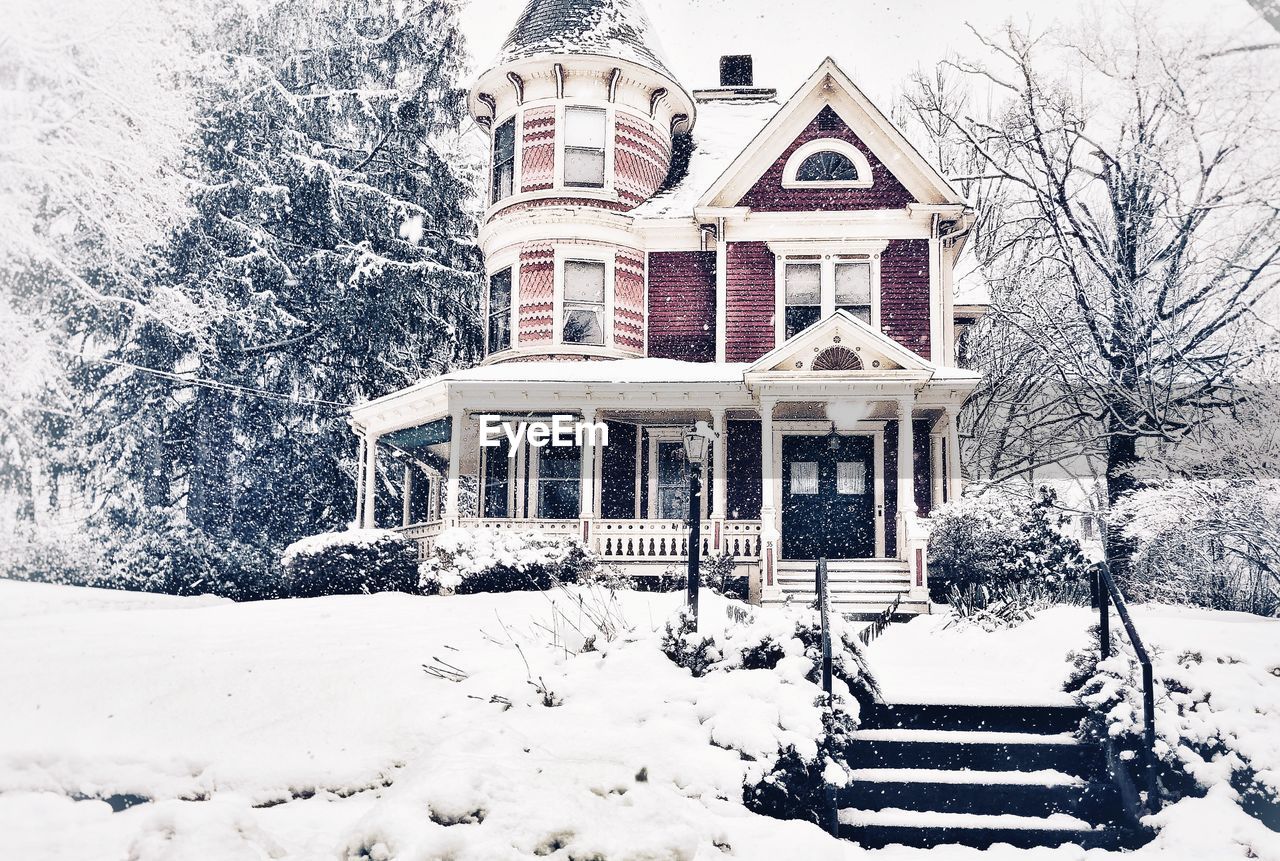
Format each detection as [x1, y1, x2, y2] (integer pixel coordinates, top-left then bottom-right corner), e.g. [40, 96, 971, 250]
[683, 422, 713, 627]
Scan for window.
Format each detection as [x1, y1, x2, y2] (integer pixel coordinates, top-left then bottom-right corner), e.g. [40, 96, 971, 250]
[790, 461, 819, 495]
[562, 260, 605, 345]
[784, 261, 822, 339]
[487, 268, 512, 353]
[782, 139, 873, 189]
[836, 461, 866, 495]
[656, 441, 690, 519]
[834, 261, 872, 323]
[773, 246, 882, 342]
[491, 118, 515, 203]
[536, 443, 580, 519]
[483, 435, 511, 517]
[564, 107, 606, 188]
[796, 150, 860, 182]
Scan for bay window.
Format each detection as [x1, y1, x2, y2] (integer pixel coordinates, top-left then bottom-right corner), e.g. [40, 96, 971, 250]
[562, 260, 605, 345]
[491, 117, 515, 203]
[564, 106, 606, 188]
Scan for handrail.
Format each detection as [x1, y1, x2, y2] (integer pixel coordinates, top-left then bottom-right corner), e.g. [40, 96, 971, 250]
[815, 557, 839, 836]
[1094, 561, 1161, 813]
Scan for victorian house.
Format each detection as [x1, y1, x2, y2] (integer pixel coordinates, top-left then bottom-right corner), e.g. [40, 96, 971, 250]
[347, 0, 983, 614]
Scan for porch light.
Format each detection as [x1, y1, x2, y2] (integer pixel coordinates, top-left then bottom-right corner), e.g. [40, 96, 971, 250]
[683, 428, 710, 465]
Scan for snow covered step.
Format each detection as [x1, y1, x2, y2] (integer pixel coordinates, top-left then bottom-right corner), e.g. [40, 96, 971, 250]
[863, 702, 1087, 735]
[837, 807, 1125, 850]
[839, 768, 1115, 819]
[846, 768, 1085, 786]
[775, 573, 912, 586]
[842, 733, 1103, 776]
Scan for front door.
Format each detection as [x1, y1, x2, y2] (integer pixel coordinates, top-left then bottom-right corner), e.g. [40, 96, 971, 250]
[781, 434, 876, 560]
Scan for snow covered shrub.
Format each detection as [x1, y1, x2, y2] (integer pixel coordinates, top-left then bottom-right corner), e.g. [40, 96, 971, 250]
[661, 609, 720, 677]
[280, 529, 419, 598]
[1112, 480, 1280, 616]
[0, 519, 106, 587]
[929, 487, 1089, 624]
[419, 527, 594, 595]
[745, 708, 859, 826]
[1066, 627, 1280, 818]
[701, 551, 749, 600]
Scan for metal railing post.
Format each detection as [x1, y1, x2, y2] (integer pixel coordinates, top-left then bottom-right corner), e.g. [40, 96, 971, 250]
[817, 557, 832, 698]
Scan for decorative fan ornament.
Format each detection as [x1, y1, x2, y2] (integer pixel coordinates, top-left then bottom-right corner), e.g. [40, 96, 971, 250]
[811, 346, 862, 371]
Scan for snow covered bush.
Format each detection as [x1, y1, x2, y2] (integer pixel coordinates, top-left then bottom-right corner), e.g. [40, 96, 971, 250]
[280, 529, 419, 598]
[929, 487, 1090, 624]
[419, 527, 595, 595]
[659, 604, 880, 827]
[1067, 625, 1280, 821]
[1112, 480, 1279, 617]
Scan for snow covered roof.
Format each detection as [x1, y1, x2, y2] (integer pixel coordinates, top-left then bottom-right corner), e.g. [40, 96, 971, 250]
[631, 98, 781, 219]
[496, 0, 675, 81]
[440, 358, 750, 385]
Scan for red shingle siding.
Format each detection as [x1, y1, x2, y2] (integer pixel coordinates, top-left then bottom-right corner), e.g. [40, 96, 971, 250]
[725, 242, 776, 362]
[520, 106, 555, 193]
[737, 107, 916, 212]
[880, 239, 931, 358]
[517, 244, 555, 344]
[647, 251, 716, 362]
[615, 113, 671, 210]
[614, 249, 646, 353]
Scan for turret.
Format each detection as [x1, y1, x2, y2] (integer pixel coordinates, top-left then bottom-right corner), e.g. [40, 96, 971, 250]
[469, 0, 695, 364]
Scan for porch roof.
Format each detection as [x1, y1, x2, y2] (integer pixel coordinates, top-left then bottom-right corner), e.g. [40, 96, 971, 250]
[349, 356, 980, 436]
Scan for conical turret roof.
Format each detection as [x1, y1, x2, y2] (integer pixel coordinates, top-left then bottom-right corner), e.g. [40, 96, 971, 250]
[496, 0, 675, 81]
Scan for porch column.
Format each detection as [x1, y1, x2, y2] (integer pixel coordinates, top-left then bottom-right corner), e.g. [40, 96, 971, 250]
[897, 395, 917, 526]
[579, 407, 597, 522]
[945, 405, 964, 501]
[444, 407, 463, 522]
[354, 434, 366, 526]
[361, 431, 379, 529]
[710, 408, 727, 518]
[710, 407, 727, 553]
[402, 464, 412, 527]
[759, 398, 780, 601]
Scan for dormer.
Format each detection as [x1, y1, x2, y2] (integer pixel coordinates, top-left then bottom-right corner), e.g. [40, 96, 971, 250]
[468, 0, 696, 221]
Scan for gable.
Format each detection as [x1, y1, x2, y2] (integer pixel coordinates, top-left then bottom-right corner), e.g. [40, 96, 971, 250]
[746, 310, 934, 377]
[698, 59, 964, 211]
[736, 107, 916, 211]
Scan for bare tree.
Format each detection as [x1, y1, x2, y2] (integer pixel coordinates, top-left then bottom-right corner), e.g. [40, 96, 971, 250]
[907, 12, 1280, 571]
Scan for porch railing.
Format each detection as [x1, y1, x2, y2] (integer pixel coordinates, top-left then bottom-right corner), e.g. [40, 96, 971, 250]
[398, 517, 762, 564]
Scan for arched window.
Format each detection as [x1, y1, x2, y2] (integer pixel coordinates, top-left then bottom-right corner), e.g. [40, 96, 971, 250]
[782, 138, 874, 189]
[796, 150, 860, 183]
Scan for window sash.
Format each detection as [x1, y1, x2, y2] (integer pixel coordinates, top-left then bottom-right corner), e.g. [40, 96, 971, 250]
[784, 263, 822, 305]
[563, 260, 606, 345]
[487, 269, 512, 353]
[491, 119, 515, 202]
[656, 441, 689, 519]
[564, 107, 606, 188]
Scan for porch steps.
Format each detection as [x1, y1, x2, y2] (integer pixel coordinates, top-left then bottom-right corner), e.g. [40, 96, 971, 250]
[765, 561, 928, 618]
[835, 703, 1142, 850]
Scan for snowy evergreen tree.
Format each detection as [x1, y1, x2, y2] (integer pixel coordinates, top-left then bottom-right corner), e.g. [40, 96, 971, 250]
[11, 0, 483, 594]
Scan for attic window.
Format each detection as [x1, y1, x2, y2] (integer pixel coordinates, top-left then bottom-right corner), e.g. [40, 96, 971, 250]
[781, 138, 873, 189]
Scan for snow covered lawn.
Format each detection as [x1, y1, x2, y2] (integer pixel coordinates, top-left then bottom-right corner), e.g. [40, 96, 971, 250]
[1, 581, 1277, 860]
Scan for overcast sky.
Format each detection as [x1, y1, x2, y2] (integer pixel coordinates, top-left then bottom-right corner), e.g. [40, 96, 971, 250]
[459, 0, 1273, 104]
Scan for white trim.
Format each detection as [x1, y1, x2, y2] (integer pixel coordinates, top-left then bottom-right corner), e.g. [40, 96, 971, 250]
[696, 58, 966, 210]
[781, 138, 873, 189]
[715, 222, 728, 363]
[746, 308, 934, 378]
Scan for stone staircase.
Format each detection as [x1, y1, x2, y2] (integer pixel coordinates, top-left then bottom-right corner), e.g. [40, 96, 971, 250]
[766, 560, 929, 618]
[835, 702, 1140, 850]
